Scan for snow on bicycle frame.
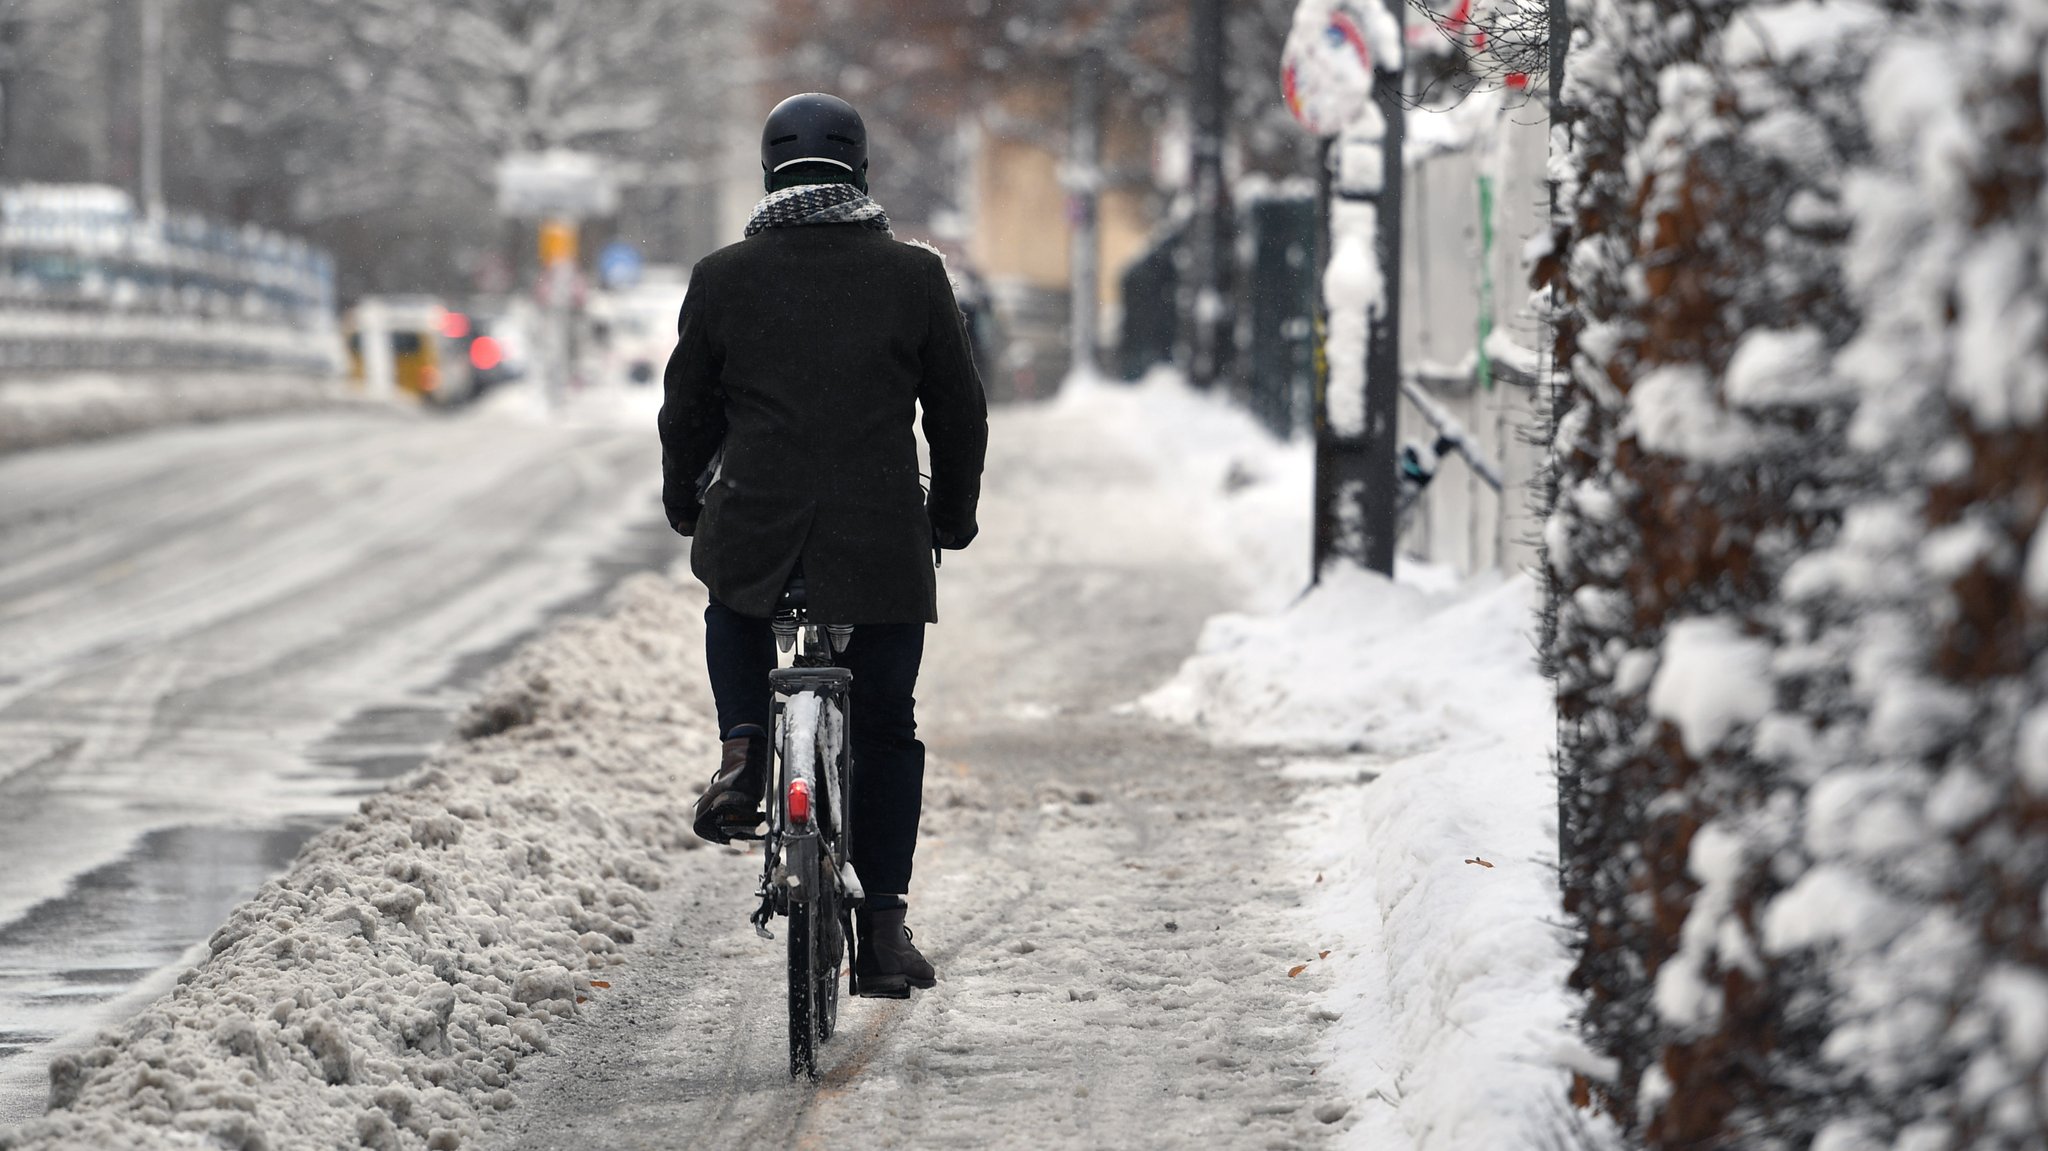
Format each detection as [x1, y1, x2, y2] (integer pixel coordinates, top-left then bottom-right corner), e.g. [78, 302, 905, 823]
[746, 576, 865, 1076]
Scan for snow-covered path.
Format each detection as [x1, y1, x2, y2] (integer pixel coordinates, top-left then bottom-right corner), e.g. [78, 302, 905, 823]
[484, 404, 1352, 1148]
[0, 406, 671, 1123]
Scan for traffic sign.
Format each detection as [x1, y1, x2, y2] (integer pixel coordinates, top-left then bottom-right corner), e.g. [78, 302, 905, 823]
[599, 241, 644, 288]
[538, 219, 578, 267]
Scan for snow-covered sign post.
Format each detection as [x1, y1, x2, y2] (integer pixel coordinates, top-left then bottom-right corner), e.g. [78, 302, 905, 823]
[1284, 0, 1406, 578]
[497, 151, 618, 409]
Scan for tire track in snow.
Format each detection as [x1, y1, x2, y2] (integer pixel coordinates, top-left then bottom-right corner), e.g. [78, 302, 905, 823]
[487, 403, 1349, 1147]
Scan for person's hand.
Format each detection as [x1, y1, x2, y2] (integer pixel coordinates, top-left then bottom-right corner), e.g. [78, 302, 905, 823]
[934, 524, 977, 550]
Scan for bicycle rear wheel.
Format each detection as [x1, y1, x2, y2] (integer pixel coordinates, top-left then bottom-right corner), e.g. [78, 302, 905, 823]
[779, 682, 849, 1078]
[787, 878, 820, 1078]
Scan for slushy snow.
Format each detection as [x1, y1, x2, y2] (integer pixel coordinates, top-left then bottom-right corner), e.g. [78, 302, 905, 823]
[0, 576, 716, 1151]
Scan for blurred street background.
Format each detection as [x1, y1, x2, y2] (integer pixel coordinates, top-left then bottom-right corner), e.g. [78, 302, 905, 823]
[0, 0, 1561, 1135]
[8, 0, 2039, 1146]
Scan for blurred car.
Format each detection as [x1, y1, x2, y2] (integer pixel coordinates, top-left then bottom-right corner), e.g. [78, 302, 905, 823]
[449, 302, 531, 398]
[344, 296, 475, 406]
[583, 268, 686, 389]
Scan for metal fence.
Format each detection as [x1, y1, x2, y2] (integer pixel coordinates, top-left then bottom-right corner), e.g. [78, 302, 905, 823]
[0, 185, 341, 376]
[1116, 187, 1319, 441]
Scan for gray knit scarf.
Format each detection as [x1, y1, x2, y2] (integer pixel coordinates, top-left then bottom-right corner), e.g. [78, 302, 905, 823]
[743, 183, 892, 238]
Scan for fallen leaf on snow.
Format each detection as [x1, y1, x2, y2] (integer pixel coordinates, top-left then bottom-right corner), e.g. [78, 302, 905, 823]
[1287, 964, 1309, 978]
[589, 980, 611, 989]
[1465, 857, 1495, 868]
[1319, 950, 1330, 960]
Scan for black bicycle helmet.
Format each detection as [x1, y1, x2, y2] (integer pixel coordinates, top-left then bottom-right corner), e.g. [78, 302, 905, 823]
[761, 93, 868, 189]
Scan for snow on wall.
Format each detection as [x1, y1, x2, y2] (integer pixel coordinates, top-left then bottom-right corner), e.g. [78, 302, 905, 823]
[0, 575, 718, 1151]
[1396, 94, 1553, 579]
[1544, 0, 2048, 1142]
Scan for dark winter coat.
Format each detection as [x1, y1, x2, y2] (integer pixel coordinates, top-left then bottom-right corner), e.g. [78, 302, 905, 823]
[658, 224, 989, 624]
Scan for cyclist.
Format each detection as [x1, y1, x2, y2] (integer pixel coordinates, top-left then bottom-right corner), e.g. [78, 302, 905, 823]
[659, 92, 988, 996]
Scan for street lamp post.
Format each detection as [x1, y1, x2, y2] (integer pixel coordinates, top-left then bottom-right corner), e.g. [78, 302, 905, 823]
[140, 0, 164, 217]
[1067, 48, 1104, 381]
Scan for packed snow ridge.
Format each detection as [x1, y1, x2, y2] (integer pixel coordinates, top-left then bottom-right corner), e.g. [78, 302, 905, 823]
[0, 574, 717, 1151]
[1074, 372, 1601, 1149]
[0, 373, 362, 454]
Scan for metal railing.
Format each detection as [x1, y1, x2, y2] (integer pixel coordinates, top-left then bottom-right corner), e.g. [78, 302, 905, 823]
[0, 186, 340, 376]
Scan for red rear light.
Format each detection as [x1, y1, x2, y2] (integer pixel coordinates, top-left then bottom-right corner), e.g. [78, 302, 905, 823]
[469, 336, 503, 371]
[440, 311, 471, 339]
[787, 779, 812, 825]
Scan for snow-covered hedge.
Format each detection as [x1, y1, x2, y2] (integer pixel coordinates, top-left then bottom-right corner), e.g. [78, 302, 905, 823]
[0, 574, 715, 1151]
[1545, 0, 2048, 1144]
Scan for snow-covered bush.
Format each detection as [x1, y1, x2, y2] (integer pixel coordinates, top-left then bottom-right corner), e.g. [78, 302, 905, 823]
[1545, 0, 2048, 1144]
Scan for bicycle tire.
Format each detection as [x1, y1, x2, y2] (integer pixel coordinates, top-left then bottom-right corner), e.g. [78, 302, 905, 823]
[783, 691, 832, 1079]
[787, 885, 819, 1078]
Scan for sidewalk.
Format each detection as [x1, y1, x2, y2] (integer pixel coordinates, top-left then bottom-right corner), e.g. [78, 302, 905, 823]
[3, 378, 1590, 1151]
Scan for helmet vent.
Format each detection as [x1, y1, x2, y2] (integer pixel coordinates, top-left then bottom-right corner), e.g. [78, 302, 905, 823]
[826, 134, 860, 146]
[769, 134, 799, 146]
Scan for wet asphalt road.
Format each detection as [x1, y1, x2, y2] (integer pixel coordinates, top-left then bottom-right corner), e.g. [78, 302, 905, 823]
[0, 406, 678, 1125]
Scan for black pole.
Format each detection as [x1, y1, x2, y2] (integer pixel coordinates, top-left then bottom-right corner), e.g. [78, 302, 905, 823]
[1549, 0, 1568, 122]
[1313, 2, 1405, 579]
[1185, 0, 1230, 389]
[1311, 138, 1338, 579]
[1068, 48, 1104, 380]
[0, 18, 18, 182]
[1545, 0, 1573, 885]
[1358, 8, 1405, 576]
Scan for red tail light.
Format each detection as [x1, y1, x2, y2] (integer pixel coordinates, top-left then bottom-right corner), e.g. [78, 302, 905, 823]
[469, 336, 503, 372]
[787, 779, 812, 825]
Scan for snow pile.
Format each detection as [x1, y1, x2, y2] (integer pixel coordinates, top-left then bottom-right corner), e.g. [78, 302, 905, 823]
[1144, 565, 1535, 753]
[1056, 368, 1313, 610]
[1106, 356, 1590, 1147]
[0, 574, 715, 1151]
[0, 372, 363, 454]
[1147, 567, 1589, 1149]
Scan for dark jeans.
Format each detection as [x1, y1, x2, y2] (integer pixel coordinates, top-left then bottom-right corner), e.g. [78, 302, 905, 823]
[704, 596, 927, 897]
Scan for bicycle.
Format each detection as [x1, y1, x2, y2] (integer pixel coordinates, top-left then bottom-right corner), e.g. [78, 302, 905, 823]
[739, 575, 864, 1079]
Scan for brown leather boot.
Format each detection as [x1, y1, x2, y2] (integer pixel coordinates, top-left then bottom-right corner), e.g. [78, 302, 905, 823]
[691, 725, 766, 843]
[855, 905, 936, 996]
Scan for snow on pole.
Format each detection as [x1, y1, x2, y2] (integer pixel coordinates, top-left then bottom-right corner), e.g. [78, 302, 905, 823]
[1286, 0, 1405, 576]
